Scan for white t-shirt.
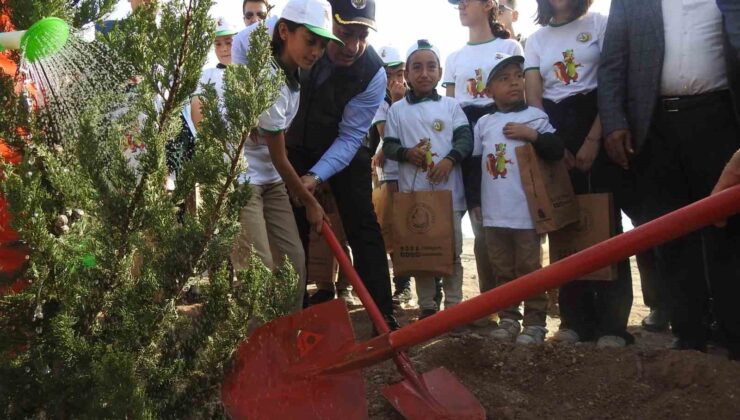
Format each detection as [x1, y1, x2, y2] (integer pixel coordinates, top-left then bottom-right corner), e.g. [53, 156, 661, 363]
[473, 106, 556, 229]
[372, 100, 399, 181]
[195, 64, 298, 186]
[385, 95, 470, 212]
[443, 38, 523, 108]
[524, 12, 608, 103]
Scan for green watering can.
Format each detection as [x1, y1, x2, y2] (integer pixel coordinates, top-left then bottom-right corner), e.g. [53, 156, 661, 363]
[0, 17, 70, 62]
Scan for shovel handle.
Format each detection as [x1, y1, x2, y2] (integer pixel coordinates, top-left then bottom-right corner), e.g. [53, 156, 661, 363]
[321, 221, 391, 334]
[387, 185, 740, 352]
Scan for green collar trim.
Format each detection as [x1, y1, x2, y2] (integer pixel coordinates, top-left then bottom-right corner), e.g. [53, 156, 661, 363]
[549, 16, 579, 27]
[467, 37, 497, 46]
[492, 101, 527, 113]
[405, 90, 442, 104]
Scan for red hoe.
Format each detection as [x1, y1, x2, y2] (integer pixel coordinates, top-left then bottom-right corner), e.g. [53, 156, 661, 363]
[222, 185, 740, 419]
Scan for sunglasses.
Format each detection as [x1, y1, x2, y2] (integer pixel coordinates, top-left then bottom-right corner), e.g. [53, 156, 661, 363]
[244, 11, 267, 20]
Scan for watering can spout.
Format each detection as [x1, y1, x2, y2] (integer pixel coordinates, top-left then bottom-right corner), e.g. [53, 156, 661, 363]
[0, 17, 69, 62]
[0, 30, 26, 51]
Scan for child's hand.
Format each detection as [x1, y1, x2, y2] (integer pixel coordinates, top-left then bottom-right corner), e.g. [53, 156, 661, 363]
[575, 137, 600, 172]
[389, 80, 406, 102]
[371, 150, 385, 172]
[306, 200, 328, 234]
[428, 157, 454, 184]
[564, 150, 576, 170]
[503, 123, 538, 142]
[470, 207, 482, 224]
[405, 141, 427, 167]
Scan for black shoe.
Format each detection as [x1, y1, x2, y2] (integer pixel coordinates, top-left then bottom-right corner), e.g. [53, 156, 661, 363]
[433, 279, 443, 311]
[641, 309, 670, 332]
[371, 314, 401, 337]
[392, 288, 412, 306]
[670, 338, 707, 352]
[418, 309, 437, 320]
[309, 289, 335, 306]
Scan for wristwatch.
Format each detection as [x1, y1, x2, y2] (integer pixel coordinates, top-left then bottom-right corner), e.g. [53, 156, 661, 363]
[306, 171, 323, 185]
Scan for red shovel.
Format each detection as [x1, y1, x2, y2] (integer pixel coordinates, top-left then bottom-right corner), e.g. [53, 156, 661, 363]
[319, 221, 484, 419]
[222, 185, 740, 419]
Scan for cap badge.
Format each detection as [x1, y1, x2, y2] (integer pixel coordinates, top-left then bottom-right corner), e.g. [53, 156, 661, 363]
[351, 0, 367, 10]
[432, 120, 444, 132]
[577, 32, 592, 43]
[495, 53, 503, 59]
[381, 49, 386, 58]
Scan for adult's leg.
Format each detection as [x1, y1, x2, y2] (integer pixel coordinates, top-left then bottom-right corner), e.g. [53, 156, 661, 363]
[329, 147, 393, 317]
[262, 182, 308, 311]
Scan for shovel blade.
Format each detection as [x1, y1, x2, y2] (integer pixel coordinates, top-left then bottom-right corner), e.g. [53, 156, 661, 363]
[222, 300, 367, 419]
[382, 367, 485, 420]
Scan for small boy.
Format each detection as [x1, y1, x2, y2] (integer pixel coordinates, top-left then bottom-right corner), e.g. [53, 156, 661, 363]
[469, 53, 565, 345]
[383, 40, 473, 319]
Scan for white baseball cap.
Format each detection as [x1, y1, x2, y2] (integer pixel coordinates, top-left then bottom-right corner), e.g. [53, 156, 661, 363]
[281, 0, 345, 45]
[215, 16, 239, 37]
[406, 39, 441, 62]
[377, 45, 404, 67]
[485, 52, 525, 85]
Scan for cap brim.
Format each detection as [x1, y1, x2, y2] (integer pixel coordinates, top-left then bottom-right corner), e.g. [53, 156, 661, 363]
[486, 56, 525, 85]
[304, 23, 345, 46]
[215, 30, 238, 37]
[384, 60, 404, 67]
[334, 14, 377, 31]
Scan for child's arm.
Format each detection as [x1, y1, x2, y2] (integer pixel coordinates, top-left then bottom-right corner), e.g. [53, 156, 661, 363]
[264, 130, 327, 233]
[381, 106, 426, 166]
[428, 124, 472, 184]
[503, 122, 565, 161]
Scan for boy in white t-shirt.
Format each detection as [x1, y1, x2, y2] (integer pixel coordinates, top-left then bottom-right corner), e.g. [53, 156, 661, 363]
[469, 53, 565, 345]
[383, 40, 473, 319]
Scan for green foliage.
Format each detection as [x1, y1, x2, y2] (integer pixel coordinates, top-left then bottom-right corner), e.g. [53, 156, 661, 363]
[5, 0, 117, 29]
[0, 0, 293, 417]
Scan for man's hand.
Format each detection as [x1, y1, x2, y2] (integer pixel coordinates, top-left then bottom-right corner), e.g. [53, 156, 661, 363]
[389, 80, 406, 103]
[503, 123, 538, 142]
[575, 137, 601, 172]
[301, 174, 319, 195]
[711, 149, 740, 227]
[405, 140, 427, 167]
[371, 149, 385, 172]
[605, 129, 634, 170]
[428, 157, 454, 184]
[306, 201, 328, 234]
[470, 207, 482, 224]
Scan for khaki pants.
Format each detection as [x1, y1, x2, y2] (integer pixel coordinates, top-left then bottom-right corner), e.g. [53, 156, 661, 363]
[416, 211, 465, 311]
[484, 227, 547, 327]
[231, 182, 306, 311]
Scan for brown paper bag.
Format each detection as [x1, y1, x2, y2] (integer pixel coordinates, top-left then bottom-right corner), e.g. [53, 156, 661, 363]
[548, 193, 618, 281]
[392, 190, 454, 277]
[516, 144, 579, 234]
[307, 188, 346, 287]
[372, 182, 396, 253]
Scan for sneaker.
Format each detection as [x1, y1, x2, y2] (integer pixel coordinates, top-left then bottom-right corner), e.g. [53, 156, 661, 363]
[337, 289, 357, 306]
[392, 287, 412, 306]
[516, 326, 547, 345]
[596, 335, 626, 348]
[418, 309, 437, 320]
[308, 289, 335, 306]
[489, 318, 521, 342]
[552, 328, 580, 344]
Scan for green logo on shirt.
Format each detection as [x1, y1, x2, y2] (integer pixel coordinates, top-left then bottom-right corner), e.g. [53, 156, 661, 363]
[577, 32, 592, 43]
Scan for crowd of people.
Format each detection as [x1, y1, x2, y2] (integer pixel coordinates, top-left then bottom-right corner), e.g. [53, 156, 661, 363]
[123, 0, 740, 360]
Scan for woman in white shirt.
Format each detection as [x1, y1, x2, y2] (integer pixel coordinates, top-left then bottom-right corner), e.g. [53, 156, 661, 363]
[525, 0, 633, 347]
[444, 0, 522, 320]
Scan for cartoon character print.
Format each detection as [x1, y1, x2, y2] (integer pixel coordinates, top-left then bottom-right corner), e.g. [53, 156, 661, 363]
[466, 68, 486, 99]
[553, 49, 582, 85]
[486, 143, 512, 179]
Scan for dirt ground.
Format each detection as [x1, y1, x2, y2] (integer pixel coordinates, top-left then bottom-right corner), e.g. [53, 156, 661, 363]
[335, 239, 740, 419]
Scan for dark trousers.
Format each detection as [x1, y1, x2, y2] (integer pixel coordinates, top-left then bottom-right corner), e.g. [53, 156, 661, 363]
[633, 91, 740, 354]
[289, 146, 394, 317]
[544, 92, 634, 341]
